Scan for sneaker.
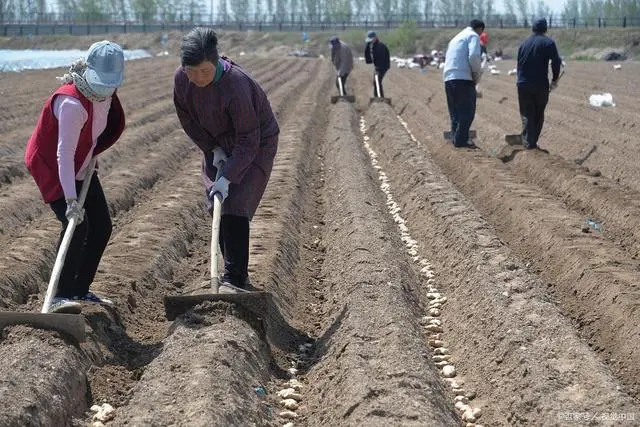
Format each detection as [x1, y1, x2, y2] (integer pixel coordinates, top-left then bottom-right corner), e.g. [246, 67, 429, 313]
[50, 297, 82, 314]
[74, 291, 114, 306]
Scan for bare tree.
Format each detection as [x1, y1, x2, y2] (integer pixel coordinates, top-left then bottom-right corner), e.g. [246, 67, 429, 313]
[131, 0, 157, 22]
[230, 0, 249, 20]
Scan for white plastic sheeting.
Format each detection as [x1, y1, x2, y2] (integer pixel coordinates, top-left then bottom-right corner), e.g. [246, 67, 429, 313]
[0, 49, 152, 72]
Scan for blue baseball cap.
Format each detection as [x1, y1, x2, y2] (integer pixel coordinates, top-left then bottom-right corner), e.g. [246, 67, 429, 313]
[365, 31, 377, 43]
[85, 40, 125, 89]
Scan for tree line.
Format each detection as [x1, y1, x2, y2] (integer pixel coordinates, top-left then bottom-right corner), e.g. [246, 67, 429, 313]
[1, 0, 639, 25]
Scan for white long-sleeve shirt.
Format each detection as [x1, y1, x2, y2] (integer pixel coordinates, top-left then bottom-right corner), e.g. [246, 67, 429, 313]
[443, 27, 482, 82]
[53, 95, 111, 200]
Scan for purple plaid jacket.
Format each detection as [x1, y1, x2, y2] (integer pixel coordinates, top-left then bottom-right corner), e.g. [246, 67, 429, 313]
[173, 59, 279, 218]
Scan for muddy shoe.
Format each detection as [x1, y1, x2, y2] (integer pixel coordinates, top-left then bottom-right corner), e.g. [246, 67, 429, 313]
[50, 297, 83, 314]
[75, 291, 114, 306]
[218, 281, 241, 294]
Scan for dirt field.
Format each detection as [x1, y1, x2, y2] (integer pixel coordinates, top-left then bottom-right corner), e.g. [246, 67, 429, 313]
[1, 52, 639, 427]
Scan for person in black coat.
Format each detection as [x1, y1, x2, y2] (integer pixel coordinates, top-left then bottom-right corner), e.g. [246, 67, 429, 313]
[364, 31, 391, 97]
[516, 18, 562, 149]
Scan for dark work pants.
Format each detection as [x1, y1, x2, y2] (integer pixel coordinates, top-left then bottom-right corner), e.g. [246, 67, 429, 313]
[445, 79, 477, 147]
[373, 69, 387, 97]
[518, 85, 549, 149]
[218, 214, 250, 286]
[335, 73, 349, 94]
[49, 173, 112, 298]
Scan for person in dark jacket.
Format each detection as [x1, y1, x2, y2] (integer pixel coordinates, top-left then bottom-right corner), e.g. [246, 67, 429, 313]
[516, 18, 562, 149]
[25, 40, 126, 313]
[364, 31, 391, 97]
[173, 28, 279, 293]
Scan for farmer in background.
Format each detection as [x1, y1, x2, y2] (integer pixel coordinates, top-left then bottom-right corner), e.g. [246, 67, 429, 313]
[443, 19, 484, 148]
[173, 27, 279, 293]
[364, 31, 391, 97]
[329, 36, 354, 95]
[516, 18, 562, 149]
[24, 40, 126, 313]
[480, 30, 489, 62]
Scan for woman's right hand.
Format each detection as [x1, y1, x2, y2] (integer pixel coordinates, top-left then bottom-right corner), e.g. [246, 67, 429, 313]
[65, 199, 84, 223]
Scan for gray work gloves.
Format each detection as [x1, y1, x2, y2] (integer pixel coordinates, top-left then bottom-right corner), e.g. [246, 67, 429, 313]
[208, 176, 230, 202]
[212, 146, 227, 170]
[65, 199, 84, 223]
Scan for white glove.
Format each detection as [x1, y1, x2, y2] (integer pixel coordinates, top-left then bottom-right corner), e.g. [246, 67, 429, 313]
[472, 71, 482, 85]
[65, 199, 84, 223]
[212, 146, 227, 169]
[550, 80, 558, 91]
[208, 176, 230, 202]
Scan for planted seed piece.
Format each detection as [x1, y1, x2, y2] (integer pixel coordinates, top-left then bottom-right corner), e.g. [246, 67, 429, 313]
[277, 388, 296, 398]
[426, 325, 443, 333]
[454, 395, 469, 404]
[442, 365, 456, 378]
[455, 401, 468, 411]
[435, 361, 449, 368]
[281, 399, 299, 410]
[429, 308, 441, 316]
[280, 410, 298, 420]
[430, 340, 447, 348]
[462, 410, 477, 423]
[428, 319, 442, 326]
[283, 423, 295, 427]
[472, 407, 482, 418]
[432, 355, 449, 362]
[434, 347, 449, 355]
[288, 368, 299, 376]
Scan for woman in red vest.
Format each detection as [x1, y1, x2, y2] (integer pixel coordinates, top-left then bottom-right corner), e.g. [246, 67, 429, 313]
[24, 40, 126, 313]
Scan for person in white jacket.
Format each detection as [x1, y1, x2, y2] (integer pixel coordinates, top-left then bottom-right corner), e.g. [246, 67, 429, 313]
[330, 36, 354, 95]
[443, 19, 485, 148]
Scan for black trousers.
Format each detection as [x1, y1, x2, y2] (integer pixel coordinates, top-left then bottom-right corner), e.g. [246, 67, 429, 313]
[445, 79, 477, 147]
[335, 73, 349, 94]
[49, 173, 112, 298]
[518, 85, 549, 148]
[218, 214, 250, 286]
[373, 69, 387, 97]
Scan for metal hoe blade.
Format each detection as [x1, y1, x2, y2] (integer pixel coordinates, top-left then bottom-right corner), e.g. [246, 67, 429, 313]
[0, 312, 85, 342]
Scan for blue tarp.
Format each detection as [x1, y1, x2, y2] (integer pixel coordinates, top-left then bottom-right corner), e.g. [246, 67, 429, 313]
[0, 49, 152, 72]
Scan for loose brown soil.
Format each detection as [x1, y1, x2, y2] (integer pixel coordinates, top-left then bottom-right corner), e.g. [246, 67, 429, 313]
[1, 50, 639, 427]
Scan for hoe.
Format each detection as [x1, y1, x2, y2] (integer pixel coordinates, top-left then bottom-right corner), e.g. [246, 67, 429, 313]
[0, 159, 98, 342]
[369, 73, 391, 105]
[164, 163, 269, 321]
[330, 76, 355, 104]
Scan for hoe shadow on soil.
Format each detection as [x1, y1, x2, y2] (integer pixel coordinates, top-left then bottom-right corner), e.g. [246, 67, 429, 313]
[84, 307, 164, 371]
[172, 297, 312, 379]
[498, 146, 550, 162]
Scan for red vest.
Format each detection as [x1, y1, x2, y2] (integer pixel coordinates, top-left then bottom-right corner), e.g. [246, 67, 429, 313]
[24, 83, 125, 203]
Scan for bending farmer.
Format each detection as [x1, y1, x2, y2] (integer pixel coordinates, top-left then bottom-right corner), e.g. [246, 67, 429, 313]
[24, 40, 126, 313]
[443, 19, 484, 148]
[173, 27, 279, 293]
[330, 36, 354, 95]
